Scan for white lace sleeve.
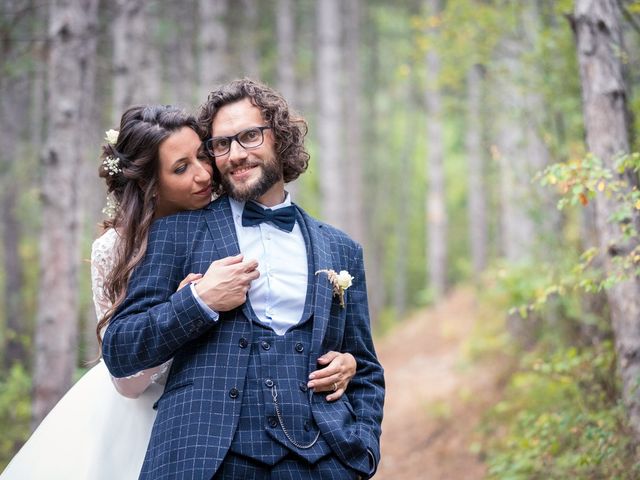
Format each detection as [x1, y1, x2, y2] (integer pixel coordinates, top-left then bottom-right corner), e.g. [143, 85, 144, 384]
[91, 229, 172, 397]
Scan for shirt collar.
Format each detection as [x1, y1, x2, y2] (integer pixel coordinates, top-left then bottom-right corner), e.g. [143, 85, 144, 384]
[229, 192, 292, 219]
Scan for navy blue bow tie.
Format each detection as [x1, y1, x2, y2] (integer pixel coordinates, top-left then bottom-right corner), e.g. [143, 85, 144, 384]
[241, 201, 296, 232]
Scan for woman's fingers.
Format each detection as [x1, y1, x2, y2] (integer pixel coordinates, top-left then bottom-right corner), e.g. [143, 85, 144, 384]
[177, 273, 203, 291]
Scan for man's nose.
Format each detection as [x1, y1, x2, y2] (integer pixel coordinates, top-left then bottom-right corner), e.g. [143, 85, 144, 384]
[228, 139, 248, 162]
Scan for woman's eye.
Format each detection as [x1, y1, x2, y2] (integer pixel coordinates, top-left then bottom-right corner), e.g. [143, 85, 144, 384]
[175, 164, 187, 174]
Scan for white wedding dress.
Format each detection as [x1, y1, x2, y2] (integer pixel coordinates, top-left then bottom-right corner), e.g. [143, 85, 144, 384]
[1, 229, 171, 480]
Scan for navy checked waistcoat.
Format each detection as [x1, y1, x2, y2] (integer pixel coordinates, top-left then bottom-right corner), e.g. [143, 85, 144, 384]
[102, 195, 385, 480]
[229, 319, 332, 464]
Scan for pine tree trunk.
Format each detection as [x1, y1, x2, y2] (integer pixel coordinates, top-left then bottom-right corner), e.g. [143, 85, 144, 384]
[572, 0, 640, 440]
[112, 0, 150, 120]
[165, 0, 196, 105]
[425, 0, 447, 300]
[343, 0, 366, 245]
[317, 0, 346, 229]
[240, 0, 260, 79]
[198, 0, 229, 100]
[466, 63, 488, 278]
[0, 75, 27, 369]
[32, 0, 98, 427]
[276, 0, 298, 197]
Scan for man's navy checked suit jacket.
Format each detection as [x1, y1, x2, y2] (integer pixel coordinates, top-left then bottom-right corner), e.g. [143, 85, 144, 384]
[102, 195, 385, 480]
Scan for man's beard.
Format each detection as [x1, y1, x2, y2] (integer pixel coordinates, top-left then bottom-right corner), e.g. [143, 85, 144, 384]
[220, 158, 282, 202]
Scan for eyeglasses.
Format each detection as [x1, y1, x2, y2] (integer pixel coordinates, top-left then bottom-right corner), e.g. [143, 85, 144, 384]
[205, 126, 272, 158]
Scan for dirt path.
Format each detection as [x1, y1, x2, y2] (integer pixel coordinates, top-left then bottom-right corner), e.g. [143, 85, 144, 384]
[374, 288, 505, 480]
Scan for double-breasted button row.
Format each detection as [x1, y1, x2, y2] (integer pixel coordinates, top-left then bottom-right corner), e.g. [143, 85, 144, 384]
[295, 342, 304, 353]
[261, 341, 271, 351]
[238, 337, 248, 349]
[229, 388, 239, 399]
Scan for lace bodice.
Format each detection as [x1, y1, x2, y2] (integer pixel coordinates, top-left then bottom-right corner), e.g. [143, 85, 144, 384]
[91, 229, 172, 397]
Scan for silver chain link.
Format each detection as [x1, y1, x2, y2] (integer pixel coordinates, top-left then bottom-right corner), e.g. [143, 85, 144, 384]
[271, 384, 320, 449]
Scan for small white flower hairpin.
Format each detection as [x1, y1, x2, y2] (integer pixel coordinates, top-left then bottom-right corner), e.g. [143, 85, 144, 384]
[315, 269, 354, 308]
[101, 195, 119, 219]
[102, 155, 121, 176]
[104, 129, 119, 145]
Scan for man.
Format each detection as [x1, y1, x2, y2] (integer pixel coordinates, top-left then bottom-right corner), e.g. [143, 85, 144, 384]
[103, 78, 385, 479]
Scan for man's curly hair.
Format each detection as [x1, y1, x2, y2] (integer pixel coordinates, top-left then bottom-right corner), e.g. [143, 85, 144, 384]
[197, 78, 310, 194]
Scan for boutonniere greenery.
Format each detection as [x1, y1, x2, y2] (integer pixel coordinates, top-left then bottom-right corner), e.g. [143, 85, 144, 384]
[316, 269, 354, 308]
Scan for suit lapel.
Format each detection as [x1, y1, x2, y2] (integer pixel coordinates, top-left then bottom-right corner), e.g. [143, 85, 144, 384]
[204, 196, 257, 322]
[296, 206, 333, 357]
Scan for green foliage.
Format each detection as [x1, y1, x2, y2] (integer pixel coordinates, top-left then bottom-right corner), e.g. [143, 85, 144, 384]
[480, 341, 640, 479]
[0, 364, 31, 470]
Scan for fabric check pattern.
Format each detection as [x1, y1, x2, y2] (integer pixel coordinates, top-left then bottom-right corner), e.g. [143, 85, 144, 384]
[102, 195, 385, 480]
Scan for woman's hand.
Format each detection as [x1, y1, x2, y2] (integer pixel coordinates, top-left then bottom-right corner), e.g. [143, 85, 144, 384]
[177, 273, 203, 291]
[307, 351, 357, 402]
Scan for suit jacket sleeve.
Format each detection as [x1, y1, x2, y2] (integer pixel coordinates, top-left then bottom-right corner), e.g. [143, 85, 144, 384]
[342, 243, 385, 476]
[102, 218, 214, 378]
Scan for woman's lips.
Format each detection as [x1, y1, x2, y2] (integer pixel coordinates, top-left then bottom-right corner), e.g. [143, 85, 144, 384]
[194, 185, 212, 196]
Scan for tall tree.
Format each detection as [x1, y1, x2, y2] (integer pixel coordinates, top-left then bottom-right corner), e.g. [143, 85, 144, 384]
[32, 0, 98, 426]
[276, 0, 298, 197]
[165, 0, 196, 105]
[240, 0, 260, 79]
[425, 0, 447, 300]
[198, 0, 229, 100]
[316, 0, 346, 229]
[0, 0, 32, 369]
[571, 0, 640, 440]
[343, 0, 366, 245]
[112, 0, 154, 120]
[466, 63, 488, 278]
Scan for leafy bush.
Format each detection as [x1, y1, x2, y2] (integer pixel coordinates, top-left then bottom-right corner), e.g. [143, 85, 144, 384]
[480, 341, 640, 479]
[0, 363, 31, 470]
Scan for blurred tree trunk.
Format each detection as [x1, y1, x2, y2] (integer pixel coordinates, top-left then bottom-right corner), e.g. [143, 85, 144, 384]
[276, 0, 298, 197]
[165, 0, 196, 105]
[112, 0, 152, 120]
[466, 63, 487, 279]
[572, 0, 640, 440]
[0, 80, 27, 368]
[425, 0, 447, 300]
[343, 0, 365, 245]
[494, 46, 535, 263]
[240, 0, 260, 79]
[0, 1, 32, 369]
[198, 0, 228, 100]
[317, 0, 346, 229]
[33, 0, 98, 427]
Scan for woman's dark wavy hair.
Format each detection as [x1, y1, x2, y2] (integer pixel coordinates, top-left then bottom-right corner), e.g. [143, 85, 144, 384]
[197, 78, 310, 194]
[96, 105, 198, 350]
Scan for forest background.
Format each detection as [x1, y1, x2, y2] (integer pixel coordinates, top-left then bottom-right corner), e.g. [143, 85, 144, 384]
[2, 0, 640, 477]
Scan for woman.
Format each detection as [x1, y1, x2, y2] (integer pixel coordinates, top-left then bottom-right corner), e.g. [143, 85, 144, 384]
[1, 105, 356, 479]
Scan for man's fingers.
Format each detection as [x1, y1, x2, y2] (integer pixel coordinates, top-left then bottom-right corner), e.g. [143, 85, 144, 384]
[212, 254, 244, 268]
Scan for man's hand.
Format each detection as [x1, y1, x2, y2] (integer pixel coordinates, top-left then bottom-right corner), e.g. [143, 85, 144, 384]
[194, 254, 259, 311]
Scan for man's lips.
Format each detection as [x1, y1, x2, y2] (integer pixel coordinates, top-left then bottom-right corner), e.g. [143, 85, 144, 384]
[230, 164, 258, 177]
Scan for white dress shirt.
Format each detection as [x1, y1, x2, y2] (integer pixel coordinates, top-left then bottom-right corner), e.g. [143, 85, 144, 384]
[228, 195, 308, 335]
[192, 194, 308, 335]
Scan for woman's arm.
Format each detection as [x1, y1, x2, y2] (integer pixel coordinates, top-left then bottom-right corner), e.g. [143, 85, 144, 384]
[91, 231, 192, 398]
[307, 351, 357, 402]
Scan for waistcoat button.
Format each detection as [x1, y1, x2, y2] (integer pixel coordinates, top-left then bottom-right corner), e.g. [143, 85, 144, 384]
[265, 378, 274, 388]
[299, 382, 308, 392]
[261, 341, 271, 351]
[267, 416, 278, 428]
[304, 420, 312, 432]
[295, 342, 304, 353]
[238, 337, 248, 348]
[229, 388, 239, 399]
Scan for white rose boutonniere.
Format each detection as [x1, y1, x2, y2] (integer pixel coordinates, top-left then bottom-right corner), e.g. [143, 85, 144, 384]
[316, 269, 354, 308]
[104, 129, 119, 145]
